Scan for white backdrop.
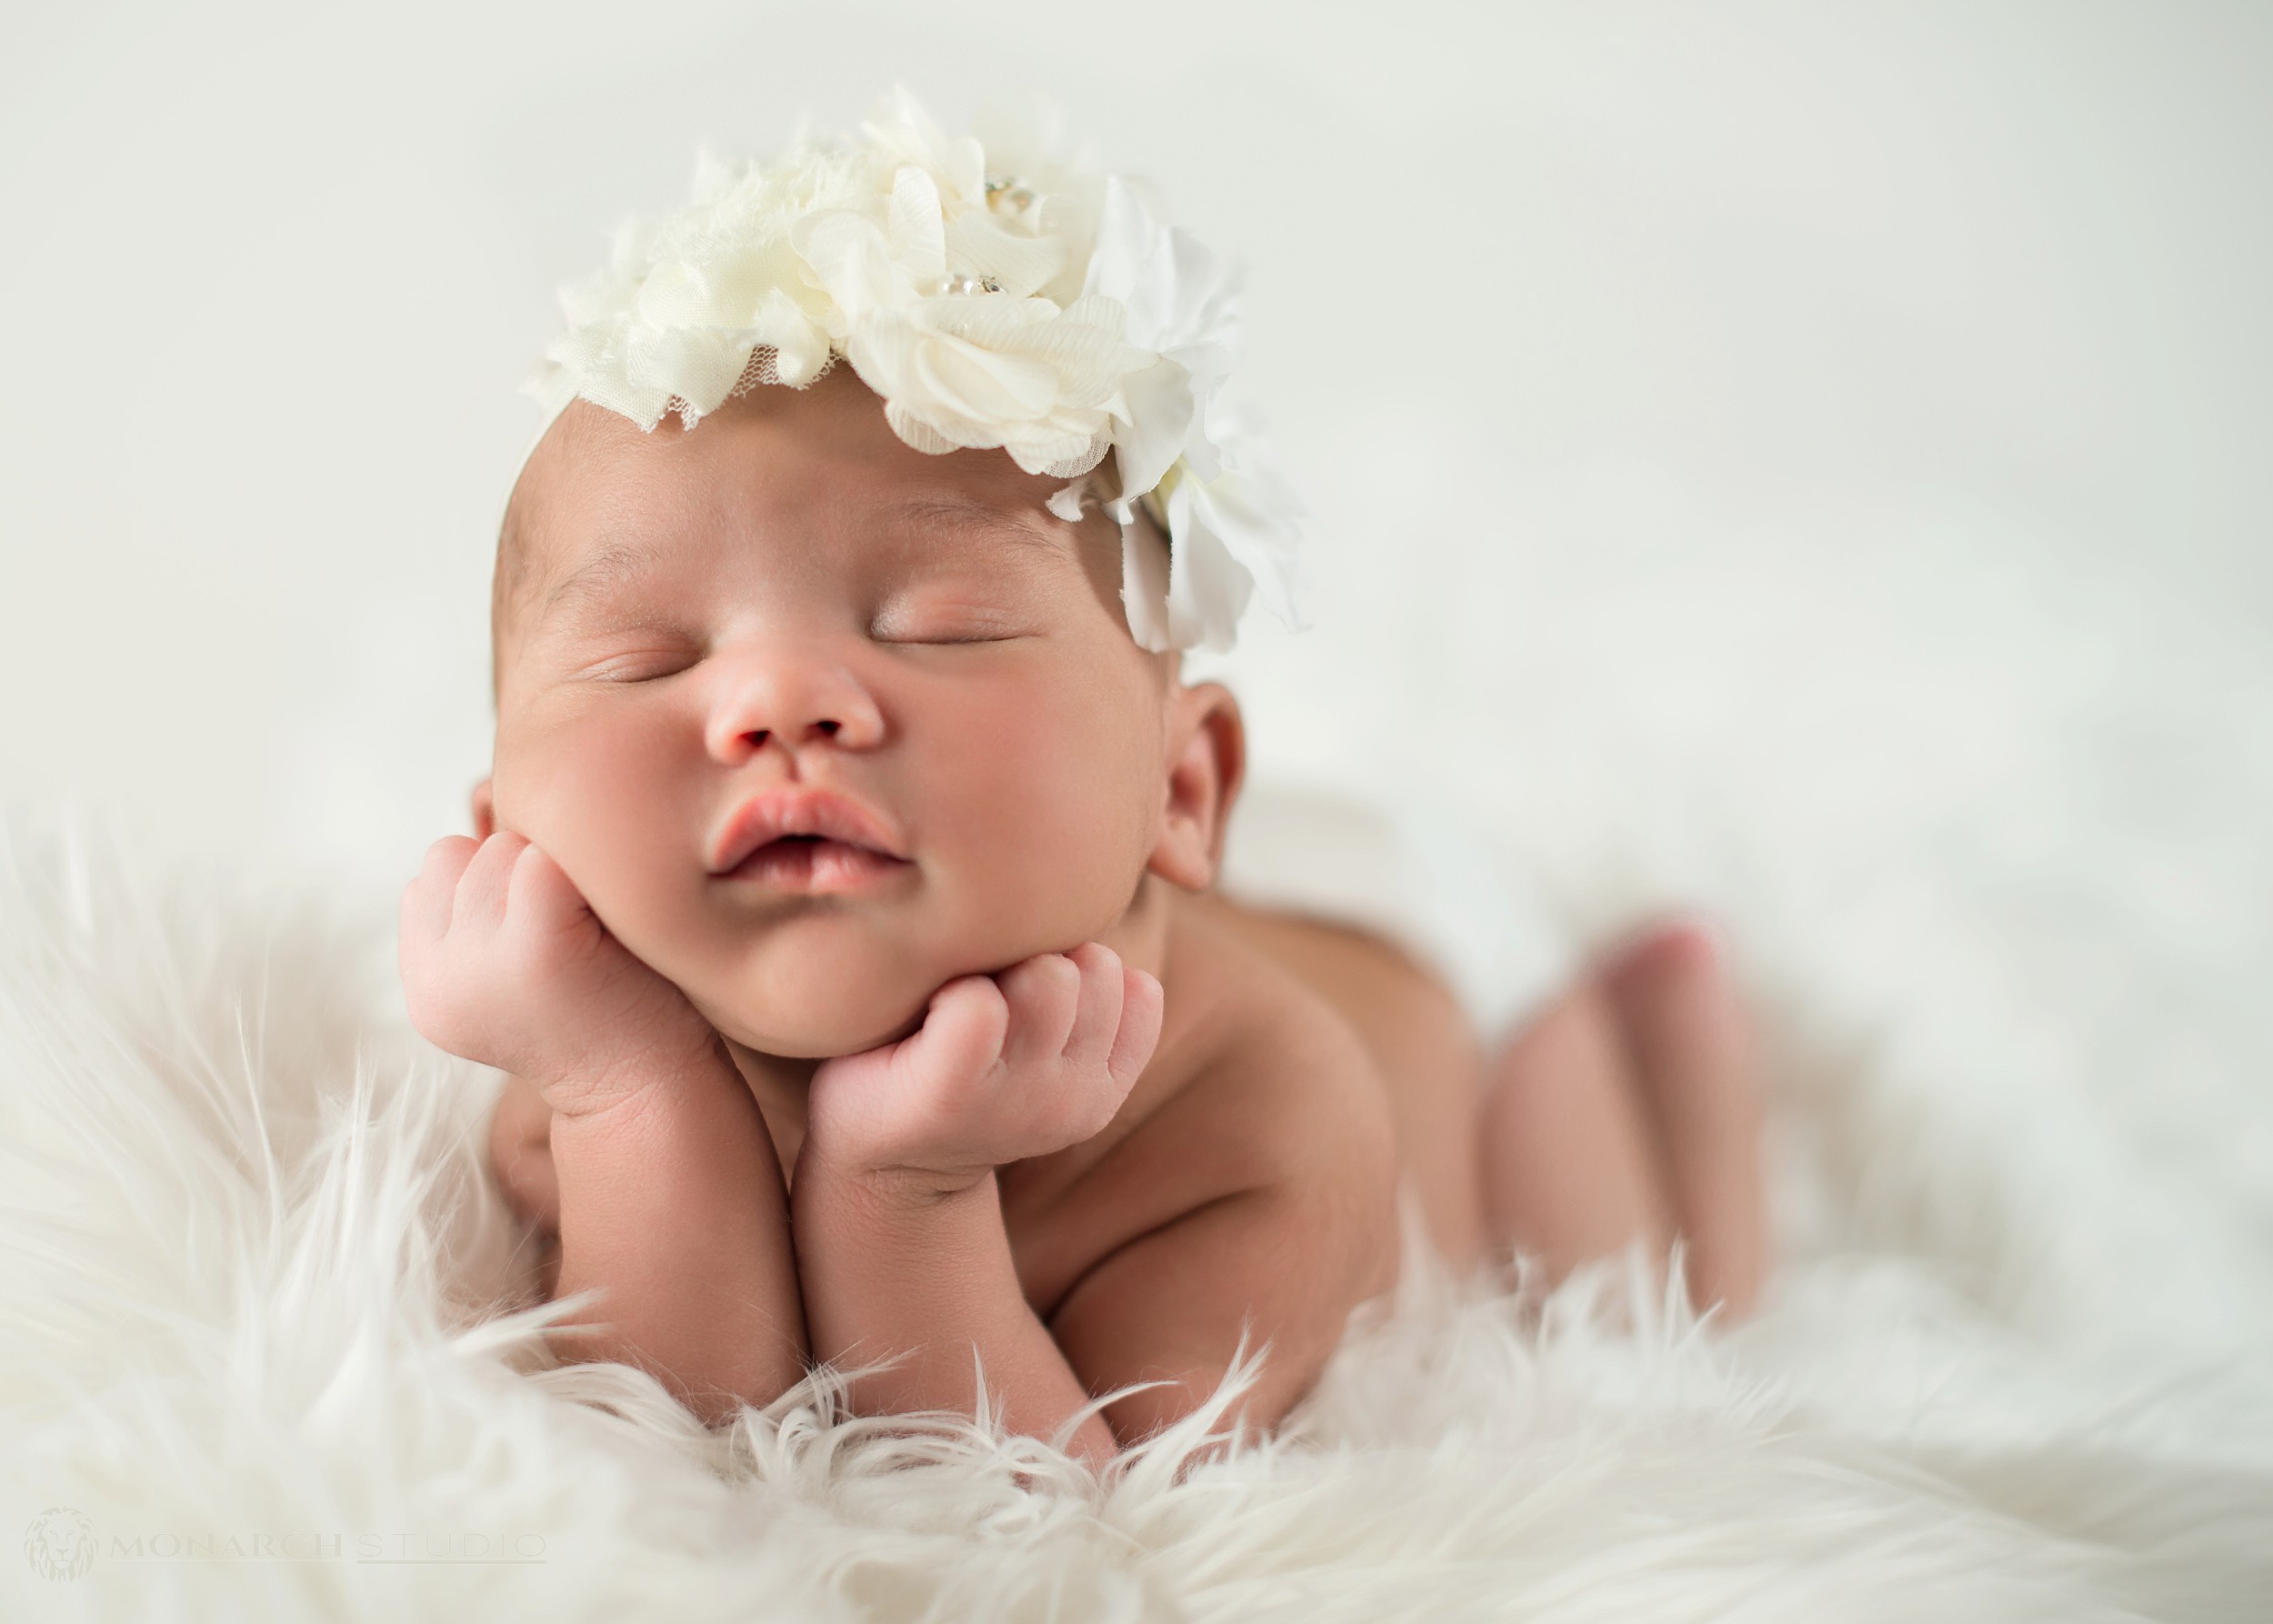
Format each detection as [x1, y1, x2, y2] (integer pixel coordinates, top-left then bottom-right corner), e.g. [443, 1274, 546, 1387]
[5, 0, 2268, 893]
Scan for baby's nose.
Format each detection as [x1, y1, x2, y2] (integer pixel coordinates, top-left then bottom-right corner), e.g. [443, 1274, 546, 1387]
[704, 652, 886, 763]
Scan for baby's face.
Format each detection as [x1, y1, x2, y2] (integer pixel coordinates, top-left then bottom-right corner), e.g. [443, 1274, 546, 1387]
[489, 372, 1180, 1058]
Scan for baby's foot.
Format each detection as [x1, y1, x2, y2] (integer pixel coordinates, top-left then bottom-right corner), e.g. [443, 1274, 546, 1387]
[1478, 978, 1677, 1284]
[1599, 921, 1767, 1316]
[1477, 918, 1767, 1318]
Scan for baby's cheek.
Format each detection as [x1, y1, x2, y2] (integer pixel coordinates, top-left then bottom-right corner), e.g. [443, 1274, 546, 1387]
[494, 712, 694, 933]
[930, 708, 1157, 947]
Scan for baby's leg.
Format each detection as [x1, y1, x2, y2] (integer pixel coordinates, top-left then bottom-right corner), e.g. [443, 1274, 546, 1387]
[1481, 922, 1765, 1315]
[1600, 924, 1765, 1314]
[1477, 983, 1677, 1284]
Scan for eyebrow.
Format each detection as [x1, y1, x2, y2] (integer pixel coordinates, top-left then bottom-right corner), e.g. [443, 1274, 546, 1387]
[529, 496, 1068, 630]
[536, 539, 674, 627]
[884, 494, 1066, 550]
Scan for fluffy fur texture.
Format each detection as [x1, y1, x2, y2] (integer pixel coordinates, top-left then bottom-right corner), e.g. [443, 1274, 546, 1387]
[1, 826, 2268, 1621]
[5, 456, 2273, 1617]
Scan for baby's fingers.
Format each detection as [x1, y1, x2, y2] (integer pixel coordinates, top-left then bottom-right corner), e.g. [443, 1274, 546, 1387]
[903, 976, 1011, 1093]
[454, 831, 529, 930]
[402, 837, 477, 945]
[997, 953, 1082, 1073]
[1106, 968, 1164, 1089]
[505, 840, 595, 939]
[1059, 944, 1126, 1068]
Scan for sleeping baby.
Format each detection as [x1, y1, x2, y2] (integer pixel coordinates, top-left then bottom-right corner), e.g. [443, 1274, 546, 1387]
[400, 94, 1766, 1459]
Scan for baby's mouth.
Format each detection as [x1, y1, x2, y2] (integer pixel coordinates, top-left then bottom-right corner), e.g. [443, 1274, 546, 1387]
[706, 787, 913, 897]
[718, 833, 908, 895]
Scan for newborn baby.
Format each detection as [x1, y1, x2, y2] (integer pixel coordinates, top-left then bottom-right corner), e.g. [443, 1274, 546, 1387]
[401, 101, 1764, 1459]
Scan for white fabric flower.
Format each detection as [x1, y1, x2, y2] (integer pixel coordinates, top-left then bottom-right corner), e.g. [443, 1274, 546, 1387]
[524, 88, 1307, 650]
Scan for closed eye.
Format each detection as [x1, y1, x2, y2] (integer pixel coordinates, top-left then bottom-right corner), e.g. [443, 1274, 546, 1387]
[867, 604, 1032, 645]
[574, 647, 704, 683]
[876, 630, 1026, 647]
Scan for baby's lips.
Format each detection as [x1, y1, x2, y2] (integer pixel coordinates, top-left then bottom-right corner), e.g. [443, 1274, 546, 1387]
[706, 786, 908, 875]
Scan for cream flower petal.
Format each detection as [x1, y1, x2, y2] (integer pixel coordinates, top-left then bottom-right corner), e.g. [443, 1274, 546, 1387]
[1111, 357, 1196, 501]
[1118, 513, 1176, 651]
[626, 325, 750, 419]
[748, 288, 831, 385]
[945, 213, 1066, 299]
[1160, 476, 1255, 654]
[863, 88, 986, 206]
[524, 89, 1307, 649]
[1185, 468, 1307, 631]
[886, 165, 947, 284]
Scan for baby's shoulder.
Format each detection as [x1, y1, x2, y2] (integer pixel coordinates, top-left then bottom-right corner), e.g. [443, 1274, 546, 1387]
[1003, 892, 1400, 1314]
[1136, 894, 1399, 1189]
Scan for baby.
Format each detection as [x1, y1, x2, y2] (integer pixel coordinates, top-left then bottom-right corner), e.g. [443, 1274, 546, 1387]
[401, 97, 1764, 1459]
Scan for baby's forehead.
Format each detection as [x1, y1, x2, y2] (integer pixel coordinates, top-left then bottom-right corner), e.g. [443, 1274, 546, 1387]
[553, 493, 1066, 603]
[525, 474, 1066, 586]
[496, 444, 1112, 666]
[509, 387, 1059, 558]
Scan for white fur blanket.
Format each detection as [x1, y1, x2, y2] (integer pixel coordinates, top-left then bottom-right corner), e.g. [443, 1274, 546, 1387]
[2, 797, 2269, 1621]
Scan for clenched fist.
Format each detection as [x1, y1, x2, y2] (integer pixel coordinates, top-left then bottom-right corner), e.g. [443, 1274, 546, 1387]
[803, 943, 1164, 1193]
[399, 832, 718, 1118]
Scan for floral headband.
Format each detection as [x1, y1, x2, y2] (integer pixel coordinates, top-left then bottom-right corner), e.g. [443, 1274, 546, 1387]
[526, 89, 1307, 653]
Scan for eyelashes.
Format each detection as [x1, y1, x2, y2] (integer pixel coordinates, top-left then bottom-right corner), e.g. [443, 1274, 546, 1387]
[554, 597, 1037, 681]
[866, 601, 1033, 645]
[869, 627, 1026, 647]
[573, 646, 704, 683]
[546, 606, 706, 683]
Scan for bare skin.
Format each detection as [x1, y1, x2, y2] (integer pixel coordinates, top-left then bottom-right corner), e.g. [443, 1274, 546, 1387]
[407, 370, 1766, 1459]
[1210, 905, 1765, 1305]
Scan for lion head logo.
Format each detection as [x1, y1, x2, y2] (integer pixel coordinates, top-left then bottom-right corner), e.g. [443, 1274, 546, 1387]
[23, 1507, 95, 1582]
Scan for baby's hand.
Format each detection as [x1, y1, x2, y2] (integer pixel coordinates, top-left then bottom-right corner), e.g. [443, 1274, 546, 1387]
[399, 832, 717, 1118]
[804, 946, 1164, 1194]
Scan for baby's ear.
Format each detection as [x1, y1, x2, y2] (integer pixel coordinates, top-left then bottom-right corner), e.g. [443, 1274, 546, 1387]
[1147, 683, 1246, 891]
[470, 778, 496, 840]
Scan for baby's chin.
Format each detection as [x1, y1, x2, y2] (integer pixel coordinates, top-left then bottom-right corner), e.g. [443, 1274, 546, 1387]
[679, 943, 971, 1060]
[639, 894, 1136, 1060]
[696, 985, 930, 1061]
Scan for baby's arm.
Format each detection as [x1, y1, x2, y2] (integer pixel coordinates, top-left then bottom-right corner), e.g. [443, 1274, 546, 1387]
[400, 833, 806, 1422]
[796, 946, 1161, 1465]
